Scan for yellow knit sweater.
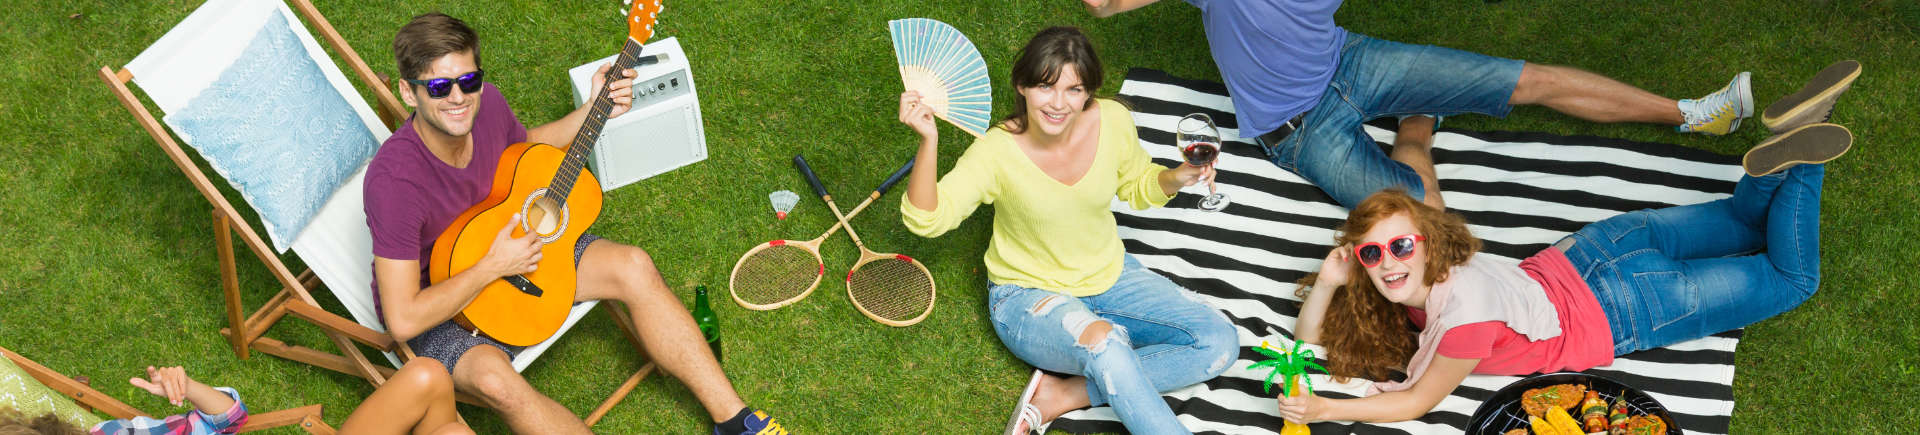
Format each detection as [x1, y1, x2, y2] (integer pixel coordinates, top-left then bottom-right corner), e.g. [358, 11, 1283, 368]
[902, 99, 1172, 296]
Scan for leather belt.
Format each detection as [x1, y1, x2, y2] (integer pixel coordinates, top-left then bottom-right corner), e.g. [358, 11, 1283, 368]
[1255, 112, 1309, 147]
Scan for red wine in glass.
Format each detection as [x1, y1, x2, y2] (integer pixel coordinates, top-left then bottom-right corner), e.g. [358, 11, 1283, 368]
[1176, 113, 1230, 212]
[1182, 141, 1220, 166]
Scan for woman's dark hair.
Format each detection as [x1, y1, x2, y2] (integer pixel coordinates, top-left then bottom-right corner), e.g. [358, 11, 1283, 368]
[999, 26, 1103, 134]
[392, 12, 480, 82]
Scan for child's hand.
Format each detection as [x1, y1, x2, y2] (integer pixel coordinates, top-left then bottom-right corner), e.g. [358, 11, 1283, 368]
[130, 365, 194, 406]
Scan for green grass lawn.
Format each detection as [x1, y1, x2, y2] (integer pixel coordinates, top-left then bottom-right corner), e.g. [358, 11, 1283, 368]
[3, 0, 1916, 433]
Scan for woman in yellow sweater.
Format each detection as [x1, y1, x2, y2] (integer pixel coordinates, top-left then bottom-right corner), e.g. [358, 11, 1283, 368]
[898, 27, 1235, 435]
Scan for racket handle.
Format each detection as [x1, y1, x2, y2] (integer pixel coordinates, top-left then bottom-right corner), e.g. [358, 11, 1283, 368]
[874, 158, 916, 196]
[793, 155, 832, 199]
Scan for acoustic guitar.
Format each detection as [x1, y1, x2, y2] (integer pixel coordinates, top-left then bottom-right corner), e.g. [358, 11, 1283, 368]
[428, 0, 664, 347]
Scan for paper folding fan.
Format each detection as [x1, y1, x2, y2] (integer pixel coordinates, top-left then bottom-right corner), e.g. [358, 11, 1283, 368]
[888, 17, 991, 137]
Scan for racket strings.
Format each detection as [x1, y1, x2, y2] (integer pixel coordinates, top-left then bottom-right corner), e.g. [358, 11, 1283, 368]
[731, 245, 822, 307]
[847, 258, 936, 323]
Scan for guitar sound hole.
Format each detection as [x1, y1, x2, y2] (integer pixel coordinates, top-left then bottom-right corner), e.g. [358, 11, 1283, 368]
[528, 196, 563, 237]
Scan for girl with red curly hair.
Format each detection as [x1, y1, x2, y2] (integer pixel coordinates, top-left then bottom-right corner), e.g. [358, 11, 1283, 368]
[1279, 119, 1852, 424]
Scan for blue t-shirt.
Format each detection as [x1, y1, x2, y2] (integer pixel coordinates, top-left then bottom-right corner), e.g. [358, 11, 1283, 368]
[1185, 0, 1346, 136]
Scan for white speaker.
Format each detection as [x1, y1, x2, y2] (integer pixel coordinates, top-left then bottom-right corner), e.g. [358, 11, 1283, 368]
[566, 36, 706, 192]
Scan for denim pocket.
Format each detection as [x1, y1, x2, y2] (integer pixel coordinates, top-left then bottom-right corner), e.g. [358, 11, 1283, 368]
[1632, 270, 1700, 336]
[1596, 210, 1652, 245]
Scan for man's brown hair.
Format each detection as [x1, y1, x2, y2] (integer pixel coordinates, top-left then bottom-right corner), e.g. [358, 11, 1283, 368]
[392, 12, 479, 82]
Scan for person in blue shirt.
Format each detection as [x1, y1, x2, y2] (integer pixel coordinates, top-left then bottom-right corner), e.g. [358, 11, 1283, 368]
[1077, 0, 1853, 212]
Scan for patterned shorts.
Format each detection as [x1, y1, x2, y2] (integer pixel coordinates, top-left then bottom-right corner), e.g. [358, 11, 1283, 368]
[409, 233, 602, 374]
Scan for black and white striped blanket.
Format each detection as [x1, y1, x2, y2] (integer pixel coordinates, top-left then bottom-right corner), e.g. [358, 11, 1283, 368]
[1051, 68, 1743, 434]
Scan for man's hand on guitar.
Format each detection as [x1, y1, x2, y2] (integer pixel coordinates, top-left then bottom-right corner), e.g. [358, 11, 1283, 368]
[592, 62, 639, 119]
[478, 214, 543, 278]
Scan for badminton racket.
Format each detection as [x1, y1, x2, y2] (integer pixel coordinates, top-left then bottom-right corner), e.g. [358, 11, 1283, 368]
[794, 155, 938, 327]
[728, 158, 916, 310]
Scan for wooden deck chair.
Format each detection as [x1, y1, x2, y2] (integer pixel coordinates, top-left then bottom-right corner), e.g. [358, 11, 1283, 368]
[1, 345, 333, 433]
[97, 0, 653, 425]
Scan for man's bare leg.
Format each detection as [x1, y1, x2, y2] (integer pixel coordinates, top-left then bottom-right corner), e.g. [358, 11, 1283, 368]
[1511, 63, 1685, 125]
[451, 346, 590, 434]
[1389, 115, 1446, 210]
[577, 241, 748, 422]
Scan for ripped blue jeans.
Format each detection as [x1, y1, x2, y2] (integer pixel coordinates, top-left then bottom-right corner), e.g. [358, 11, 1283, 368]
[988, 255, 1239, 435]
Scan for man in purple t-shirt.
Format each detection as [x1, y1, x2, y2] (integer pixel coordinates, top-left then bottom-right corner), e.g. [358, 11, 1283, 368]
[1075, 0, 1855, 212]
[366, 13, 782, 434]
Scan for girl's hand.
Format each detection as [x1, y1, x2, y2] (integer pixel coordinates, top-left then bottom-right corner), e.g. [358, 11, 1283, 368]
[1316, 245, 1354, 288]
[1276, 389, 1328, 424]
[130, 365, 194, 406]
[898, 91, 938, 143]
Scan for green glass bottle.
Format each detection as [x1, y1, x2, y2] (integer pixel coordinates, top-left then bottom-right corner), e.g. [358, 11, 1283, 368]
[692, 285, 722, 363]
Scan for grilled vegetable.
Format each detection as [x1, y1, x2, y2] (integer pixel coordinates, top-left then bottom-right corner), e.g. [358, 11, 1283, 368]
[1580, 390, 1609, 432]
[1546, 406, 1585, 435]
[1528, 416, 1558, 435]
[1608, 397, 1630, 435]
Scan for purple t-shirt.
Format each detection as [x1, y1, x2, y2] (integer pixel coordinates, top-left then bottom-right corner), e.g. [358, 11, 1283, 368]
[1184, 0, 1346, 136]
[364, 82, 527, 323]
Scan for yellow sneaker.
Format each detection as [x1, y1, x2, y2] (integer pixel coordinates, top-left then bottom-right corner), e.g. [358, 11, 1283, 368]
[715, 409, 788, 435]
[1677, 72, 1753, 136]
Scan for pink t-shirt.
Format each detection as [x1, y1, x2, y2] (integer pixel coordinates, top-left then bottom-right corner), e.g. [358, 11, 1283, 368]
[1409, 248, 1613, 375]
[364, 83, 527, 322]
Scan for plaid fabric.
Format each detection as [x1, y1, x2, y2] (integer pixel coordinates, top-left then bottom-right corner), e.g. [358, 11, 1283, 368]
[89, 387, 248, 435]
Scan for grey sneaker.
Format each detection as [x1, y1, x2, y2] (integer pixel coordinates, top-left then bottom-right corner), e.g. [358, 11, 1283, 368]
[1743, 123, 1852, 176]
[1761, 60, 1862, 134]
[1677, 72, 1754, 136]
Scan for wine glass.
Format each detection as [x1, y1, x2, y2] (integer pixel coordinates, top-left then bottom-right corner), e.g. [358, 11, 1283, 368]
[1176, 113, 1230, 212]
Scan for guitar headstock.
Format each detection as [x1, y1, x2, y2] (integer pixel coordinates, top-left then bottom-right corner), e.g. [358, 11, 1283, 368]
[623, 0, 663, 43]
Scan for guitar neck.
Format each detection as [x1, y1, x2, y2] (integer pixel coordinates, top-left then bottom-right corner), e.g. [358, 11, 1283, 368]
[549, 38, 646, 205]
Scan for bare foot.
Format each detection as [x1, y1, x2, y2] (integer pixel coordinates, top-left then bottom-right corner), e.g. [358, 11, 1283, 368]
[1031, 374, 1093, 423]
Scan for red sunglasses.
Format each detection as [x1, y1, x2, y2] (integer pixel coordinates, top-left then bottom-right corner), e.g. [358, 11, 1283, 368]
[1353, 234, 1425, 268]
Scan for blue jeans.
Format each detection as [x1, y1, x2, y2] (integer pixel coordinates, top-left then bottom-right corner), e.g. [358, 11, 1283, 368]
[1256, 31, 1525, 208]
[1560, 164, 1824, 355]
[988, 255, 1238, 435]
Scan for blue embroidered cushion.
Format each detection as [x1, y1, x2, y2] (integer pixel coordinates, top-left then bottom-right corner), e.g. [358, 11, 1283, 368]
[167, 12, 379, 251]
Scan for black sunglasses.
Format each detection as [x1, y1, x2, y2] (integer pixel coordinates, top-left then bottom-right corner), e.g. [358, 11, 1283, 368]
[405, 70, 484, 99]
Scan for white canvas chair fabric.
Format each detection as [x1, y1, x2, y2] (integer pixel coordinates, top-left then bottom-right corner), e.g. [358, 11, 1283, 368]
[124, 0, 593, 372]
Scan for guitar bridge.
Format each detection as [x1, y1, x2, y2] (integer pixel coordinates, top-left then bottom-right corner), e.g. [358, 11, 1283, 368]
[502, 274, 544, 297]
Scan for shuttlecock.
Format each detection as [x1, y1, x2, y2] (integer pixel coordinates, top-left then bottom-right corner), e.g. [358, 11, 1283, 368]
[769, 190, 799, 220]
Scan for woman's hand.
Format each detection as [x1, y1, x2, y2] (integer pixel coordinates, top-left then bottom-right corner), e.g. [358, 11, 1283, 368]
[1168, 162, 1213, 187]
[1276, 390, 1330, 424]
[130, 366, 195, 406]
[1316, 245, 1354, 288]
[130, 365, 236, 414]
[899, 91, 938, 144]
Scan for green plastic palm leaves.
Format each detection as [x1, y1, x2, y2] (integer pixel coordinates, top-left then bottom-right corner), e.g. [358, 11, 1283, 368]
[1249, 340, 1327, 398]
